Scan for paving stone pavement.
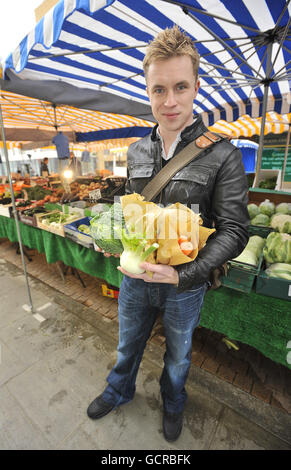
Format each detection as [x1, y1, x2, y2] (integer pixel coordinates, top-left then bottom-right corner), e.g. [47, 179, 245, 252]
[0, 240, 291, 450]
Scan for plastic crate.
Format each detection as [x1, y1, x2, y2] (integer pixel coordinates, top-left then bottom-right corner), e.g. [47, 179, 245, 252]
[18, 209, 48, 227]
[249, 225, 274, 237]
[36, 211, 81, 237]
[221, 253, 263, 293]
[252, 169, 282, 191]
[64, 217, 93, 249]
[256, 271, 291, 302]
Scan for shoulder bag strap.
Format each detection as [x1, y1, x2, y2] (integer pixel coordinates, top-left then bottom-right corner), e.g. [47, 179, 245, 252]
[141, 131, 223, 202]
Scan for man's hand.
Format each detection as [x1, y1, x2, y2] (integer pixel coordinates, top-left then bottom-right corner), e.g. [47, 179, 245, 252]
[117, 261, 179, 285]
[95, 245, 120, 258]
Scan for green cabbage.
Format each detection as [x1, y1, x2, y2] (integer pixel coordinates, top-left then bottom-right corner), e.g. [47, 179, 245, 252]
[263, 232, 291, 264]
[247, 203, 259, 219]
[251, 213, 270, 226]
[270, 214, 291, 234]
[247, 235, 265, 258]
[275, 203, 290, 215]
[232, 235, 265, 266]
[265, 263, 291, 281]
[232, 249, 258, 266]
[90, 203, 124, 254]
[259, 199, 275, 217]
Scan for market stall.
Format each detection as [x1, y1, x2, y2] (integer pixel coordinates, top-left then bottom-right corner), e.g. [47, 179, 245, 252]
[0, 208, 290, 370]
[0, 168, 290, 370]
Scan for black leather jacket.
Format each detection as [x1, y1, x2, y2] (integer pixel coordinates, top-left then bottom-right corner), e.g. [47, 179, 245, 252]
[125, 115, 250, 291]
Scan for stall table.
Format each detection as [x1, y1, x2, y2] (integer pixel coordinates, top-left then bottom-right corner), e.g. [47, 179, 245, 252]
[0, 215, 290, 370]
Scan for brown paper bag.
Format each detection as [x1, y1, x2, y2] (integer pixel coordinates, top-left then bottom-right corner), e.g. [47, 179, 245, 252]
[120, 193, 215, 266]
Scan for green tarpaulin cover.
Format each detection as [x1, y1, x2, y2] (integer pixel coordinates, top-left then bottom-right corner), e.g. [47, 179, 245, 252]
[0, 215, 290, 369]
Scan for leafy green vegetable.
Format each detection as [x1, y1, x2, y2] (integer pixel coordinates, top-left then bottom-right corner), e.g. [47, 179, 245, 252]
[42, 211, 80, 226]
[117, 224, 159, 274]
[251, 213, 270, 226]
[78, 224, 90, 234]
[259, 199, 275, 217]
[90, 203, 124, 254]
[265, 263, 291, 281]
[232, 249, 258, 266]
[258, 176, 277, 189]
[275, 203, 290, 215]
[247, 235, 265, 258]
[247, 203, 259, 219]
[232, 235, 265, 266]
[263, 232, 291, 264]
[270, 214, 291, 234]
[26, 185, 51, 200]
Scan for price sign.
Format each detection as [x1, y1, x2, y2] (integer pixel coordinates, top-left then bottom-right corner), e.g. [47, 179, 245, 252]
[89, 188, 102, 202]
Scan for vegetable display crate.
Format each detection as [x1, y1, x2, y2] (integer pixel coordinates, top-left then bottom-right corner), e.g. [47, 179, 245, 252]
[256, 271, 291, 302]
[220, 254, 263, 294]
[252, 169, 282, 191]
[0, 204, 13, 217]
[64, 217, 94, 249]
[36, 211, 81, 237]
[18, 210, 48, 227]
[249, 225, 274, 237]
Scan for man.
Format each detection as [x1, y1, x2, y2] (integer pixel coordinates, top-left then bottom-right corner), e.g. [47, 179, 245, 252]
[87, 26, 249, 442]
[67, 151, 82, 177]
[40, 157, 49, 176]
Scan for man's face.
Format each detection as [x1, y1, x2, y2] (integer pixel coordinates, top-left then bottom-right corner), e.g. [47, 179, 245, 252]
[146, 55, 199, 136]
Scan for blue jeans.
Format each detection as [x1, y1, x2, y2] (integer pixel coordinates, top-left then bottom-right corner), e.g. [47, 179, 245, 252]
[102, 276, 207, 413]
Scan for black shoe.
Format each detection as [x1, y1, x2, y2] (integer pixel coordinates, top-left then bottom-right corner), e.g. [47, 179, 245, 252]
[87, 395, 114, 419]
[162, 410, 183, 442]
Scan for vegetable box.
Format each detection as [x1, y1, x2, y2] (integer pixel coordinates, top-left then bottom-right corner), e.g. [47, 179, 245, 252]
[36, 210, 81, 237]
[249, 225, 274, 237]
[64, 217, 94, 249]
[252, 169, 282, 191]
[18, 210, 48, 227]
[220, 253, 264, 294]
[0, 204, 13, 218]
[255, 271, 291, 302]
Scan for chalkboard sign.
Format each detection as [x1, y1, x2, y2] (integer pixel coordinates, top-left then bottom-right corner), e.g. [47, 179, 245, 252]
[261, 148, 291, 182]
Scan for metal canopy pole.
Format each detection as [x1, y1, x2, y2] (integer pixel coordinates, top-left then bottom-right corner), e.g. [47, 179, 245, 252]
[281, 121, 291, 190]
[253, 42, 273, 188]
[0, 104, 34, 313]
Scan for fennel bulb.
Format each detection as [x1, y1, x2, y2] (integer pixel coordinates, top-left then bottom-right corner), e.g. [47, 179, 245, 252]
[117, 225, 159, 274]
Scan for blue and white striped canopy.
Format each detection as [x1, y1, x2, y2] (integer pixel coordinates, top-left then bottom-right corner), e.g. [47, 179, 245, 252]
[1, 0, 291, 125]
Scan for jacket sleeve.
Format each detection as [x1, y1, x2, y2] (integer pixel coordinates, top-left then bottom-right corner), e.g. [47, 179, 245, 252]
[175, 148, 250, 291]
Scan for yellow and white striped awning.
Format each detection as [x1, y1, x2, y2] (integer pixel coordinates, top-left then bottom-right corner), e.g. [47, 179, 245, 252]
[42, 138, 140, 152]
[0, 141, 22, 149]
[209, 112, 291, 138]
[0, 90, 154, 134]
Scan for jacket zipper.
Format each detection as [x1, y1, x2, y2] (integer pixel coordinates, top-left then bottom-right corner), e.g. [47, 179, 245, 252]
[158, 142, 163, 204]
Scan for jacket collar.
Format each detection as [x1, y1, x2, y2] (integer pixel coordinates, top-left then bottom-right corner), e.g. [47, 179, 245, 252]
[151, 114, 208, 144]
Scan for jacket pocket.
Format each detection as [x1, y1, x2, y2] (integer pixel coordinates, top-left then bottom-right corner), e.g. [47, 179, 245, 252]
[128, 166, 154, 179]
[172, 165, 211, 186]
[128, 165, 154, 195]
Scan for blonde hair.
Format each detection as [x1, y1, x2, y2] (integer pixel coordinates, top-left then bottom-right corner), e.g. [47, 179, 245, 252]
[143, 25, 200, 80]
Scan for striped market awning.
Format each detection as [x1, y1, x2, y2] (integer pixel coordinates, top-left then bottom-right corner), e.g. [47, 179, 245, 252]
[1, 0, 290, 125]
[209, 111, 291, 138]
[0, 90, 154, 135]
